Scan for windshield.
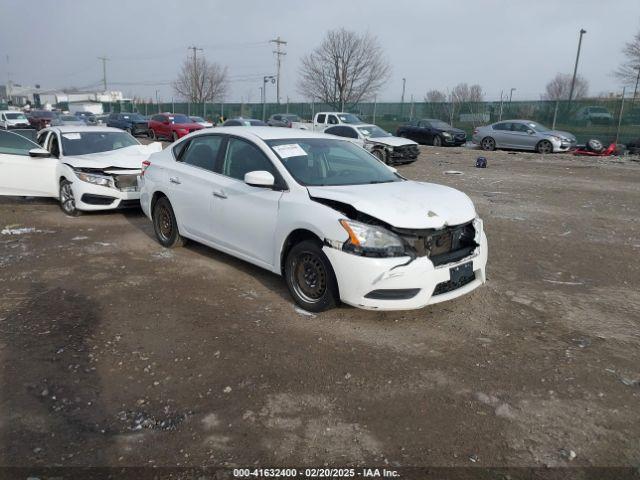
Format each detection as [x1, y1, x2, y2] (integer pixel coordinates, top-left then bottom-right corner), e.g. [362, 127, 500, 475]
[170, 115, 191, 124]
[356, 125, 391, 138]
[36, 111, 57, 118]
[429, 120, 452, 129]
[122, 113, 145, 121]
[284, 115, 300, 122]
[336, 113, 362, 124]
[60, 131, 139, 156]
[5, 112, 27, 120]
[190, 116, 205, 122]
[527, 122, 549, 132]
[267, 138, 402, 187]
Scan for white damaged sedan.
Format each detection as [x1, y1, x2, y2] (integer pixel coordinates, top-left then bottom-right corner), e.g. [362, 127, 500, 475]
[0, 126, 161, 216]
[140, 127, 487, 312]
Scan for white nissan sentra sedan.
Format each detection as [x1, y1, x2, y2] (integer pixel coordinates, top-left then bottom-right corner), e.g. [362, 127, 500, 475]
[140, 127, 487, 312]
[0, 127, 161, 216]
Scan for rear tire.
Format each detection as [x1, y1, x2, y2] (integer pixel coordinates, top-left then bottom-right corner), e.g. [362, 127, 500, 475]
[536, 139, 553, 154]
[152, 197, 185, 248]
[59, 179, 81, 217]
[148, 129, 156, 140]
[284, 240, 339, 313]
[481, 136, 496, 151]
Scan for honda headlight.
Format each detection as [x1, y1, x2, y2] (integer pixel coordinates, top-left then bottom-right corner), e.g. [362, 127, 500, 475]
[76, 172, 114, 188]
[339, 219, 406, 257]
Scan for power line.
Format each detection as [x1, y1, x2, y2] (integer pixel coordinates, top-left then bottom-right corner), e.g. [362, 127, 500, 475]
[270, 36, 287, 104]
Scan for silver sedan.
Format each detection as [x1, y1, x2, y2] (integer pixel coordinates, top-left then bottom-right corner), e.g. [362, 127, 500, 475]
[472, 119, 576, 153]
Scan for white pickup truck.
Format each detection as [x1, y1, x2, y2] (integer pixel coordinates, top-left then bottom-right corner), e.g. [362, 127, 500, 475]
[296, 112, 364, 132]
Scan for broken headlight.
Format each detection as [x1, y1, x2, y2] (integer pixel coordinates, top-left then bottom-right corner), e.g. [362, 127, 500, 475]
[339, 219, 406, 257]
[76, 172, 114, 188]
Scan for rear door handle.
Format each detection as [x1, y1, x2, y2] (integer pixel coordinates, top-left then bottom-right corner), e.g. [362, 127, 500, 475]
[169, 177, 181, 184]
[213, 190, 227, 199]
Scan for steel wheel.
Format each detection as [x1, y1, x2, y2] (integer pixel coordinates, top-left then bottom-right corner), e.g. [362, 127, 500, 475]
[481, 137, 496, 151]
[156, 204, 173, 242]
[536, 140, 553, 154]
[432, 135, 442, 147]
[152, 197, 185, 248]
[290, 252, 327, 304]
[59, 180, 80, 216]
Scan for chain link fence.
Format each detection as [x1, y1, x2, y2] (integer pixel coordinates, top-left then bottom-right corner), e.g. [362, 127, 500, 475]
[98, 97, 640, 145]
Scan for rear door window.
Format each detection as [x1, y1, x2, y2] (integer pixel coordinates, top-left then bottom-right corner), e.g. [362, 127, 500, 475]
[177, 135, 224, 172]
[316, 114, 326, 124]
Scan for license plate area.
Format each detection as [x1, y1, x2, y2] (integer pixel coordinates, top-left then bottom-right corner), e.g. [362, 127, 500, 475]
[449, 261, 473, 284]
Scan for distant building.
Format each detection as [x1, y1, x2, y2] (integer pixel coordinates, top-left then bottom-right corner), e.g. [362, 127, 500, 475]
[0, 84, 125, 108]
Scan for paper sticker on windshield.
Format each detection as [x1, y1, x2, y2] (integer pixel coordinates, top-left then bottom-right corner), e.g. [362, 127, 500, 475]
[273, 144, 307, 158]
[62, 133, 81, 140]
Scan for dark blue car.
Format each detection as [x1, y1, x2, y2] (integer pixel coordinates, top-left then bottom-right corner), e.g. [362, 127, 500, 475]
[106, 112, 149, 136]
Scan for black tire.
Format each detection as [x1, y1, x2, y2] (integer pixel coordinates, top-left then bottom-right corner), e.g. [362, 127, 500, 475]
[59, 179, 81, 217]
[372, 149, 388, 164]
[481, 136, 496, 151]
[284, 239, 339, 313]
[152, 196, 185, 248]
[586, 138, 604, 153]
[432, 135, 442, 147]
[148, 129, 156, 140]
[172, 132, 179, 142]
[536, 140, 553, 154]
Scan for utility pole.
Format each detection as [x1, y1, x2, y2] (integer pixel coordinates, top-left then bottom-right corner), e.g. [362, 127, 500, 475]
[631, 65, 640, 107]
[270, 36, 287, 104]
[188, 46, 203, 102]
[98, 56, 109, 91]
[508, 87, 516, 113]
[262, 75, 276, 121]
[568, 28, 587, 107]
[615, 86, 626, 144]
[400, 78, 406, 118]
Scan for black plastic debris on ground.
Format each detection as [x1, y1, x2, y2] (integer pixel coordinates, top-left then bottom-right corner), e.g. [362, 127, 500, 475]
[117, 409, 193, 431]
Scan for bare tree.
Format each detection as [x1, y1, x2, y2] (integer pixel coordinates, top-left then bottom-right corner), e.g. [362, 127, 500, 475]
[425, 84, 484, 125]
[614, 28, 640, 86]
[172, 55, 228, 103]
[298, 29, 391, 110]
[541, 73, 588, 100]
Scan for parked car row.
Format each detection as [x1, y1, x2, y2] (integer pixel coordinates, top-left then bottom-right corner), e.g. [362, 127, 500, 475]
[0, 125, 487, 313]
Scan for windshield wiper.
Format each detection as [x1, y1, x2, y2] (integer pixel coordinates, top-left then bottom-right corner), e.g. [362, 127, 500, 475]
[368, 180, 395, 184]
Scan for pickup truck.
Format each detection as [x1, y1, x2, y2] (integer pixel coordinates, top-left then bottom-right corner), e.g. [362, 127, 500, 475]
[294, 112, 364, 132]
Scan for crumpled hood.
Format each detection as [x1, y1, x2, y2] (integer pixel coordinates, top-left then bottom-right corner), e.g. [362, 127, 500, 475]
[367, 136, 418, 147]
[63, 143, 162, 169]
[308, 180, 476, 229]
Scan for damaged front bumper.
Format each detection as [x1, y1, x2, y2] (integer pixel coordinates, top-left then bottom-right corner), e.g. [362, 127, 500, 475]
[324, 230, 487, 310]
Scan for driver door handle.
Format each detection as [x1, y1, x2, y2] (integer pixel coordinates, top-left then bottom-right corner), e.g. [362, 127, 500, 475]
[213, 190, 227, 199]
[169, 177, 181, 184]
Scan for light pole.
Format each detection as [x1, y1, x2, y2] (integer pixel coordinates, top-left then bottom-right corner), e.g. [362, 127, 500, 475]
[508, 87, 516, 113]
[400, 78, 406, 118]
[568, 28, 587, 107]
[262, 75, 276, 121]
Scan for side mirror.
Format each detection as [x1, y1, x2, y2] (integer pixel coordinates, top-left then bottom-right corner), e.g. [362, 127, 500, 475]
[527, 129, 535, 135]
[29, 148, 51, 158]
[244, 170, 275, 188]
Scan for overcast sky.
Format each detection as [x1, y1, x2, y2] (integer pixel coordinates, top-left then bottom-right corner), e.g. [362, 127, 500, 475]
[1, 0, 638, 103]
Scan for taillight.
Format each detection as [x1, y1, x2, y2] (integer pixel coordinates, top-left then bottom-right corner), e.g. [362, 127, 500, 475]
[141, 160, 151, 176]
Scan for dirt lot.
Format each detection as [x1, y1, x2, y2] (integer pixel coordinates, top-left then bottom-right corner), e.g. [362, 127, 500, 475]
[1, 145, 639, 474]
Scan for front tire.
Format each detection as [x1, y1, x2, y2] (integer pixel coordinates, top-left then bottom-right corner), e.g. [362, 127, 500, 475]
[536, 139, 553, 154]
[152, 197, 185, 248]
[148, 129, 156, 140]
[432, 135, 442, 147]
[172, 132, 179, 142]
[481, 136, 496, 151]
[372, 149, 388, 164]
[284, 240, 339, 313]
[59, 179, 81, 217]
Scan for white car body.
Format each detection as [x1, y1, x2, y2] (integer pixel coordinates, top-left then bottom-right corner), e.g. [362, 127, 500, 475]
[324, 124, 420, 164]
[296, 112, 364, 132]
[190, 117, 214, 128]
[0, 126, 161, 211]
[0, 110, 31, 129]
[140, 127, 487, 311]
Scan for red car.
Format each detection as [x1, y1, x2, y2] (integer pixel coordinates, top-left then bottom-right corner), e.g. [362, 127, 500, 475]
[148, 113, 204, 141]
[28, 110, 59, 130]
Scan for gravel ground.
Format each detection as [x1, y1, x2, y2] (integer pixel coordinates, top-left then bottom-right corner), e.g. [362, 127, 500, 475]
[0, 144, 639, 474]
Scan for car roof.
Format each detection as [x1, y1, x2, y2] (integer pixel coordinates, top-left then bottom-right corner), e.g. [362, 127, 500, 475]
[43, 125, 124, 134]
[0, 110, 26, 114]
[190, 126, 335, 141]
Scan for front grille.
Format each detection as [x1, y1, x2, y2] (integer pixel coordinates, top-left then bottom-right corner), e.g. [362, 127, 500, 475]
[454, 133, 466, 140]
[395, 221, 478, 266]
[81, 194, 116, 205]
[433, 271, 476, 296]
[391, 144, 419, 159]
[113, 174, 139, 191]
[364, 288, 421, 300]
